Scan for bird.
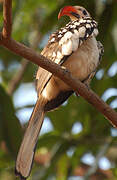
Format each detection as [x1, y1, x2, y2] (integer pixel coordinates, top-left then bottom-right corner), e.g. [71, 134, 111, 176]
[15, 5, 104, 180]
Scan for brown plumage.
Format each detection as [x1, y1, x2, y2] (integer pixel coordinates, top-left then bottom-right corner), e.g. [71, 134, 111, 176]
[15, 5, 104, 179]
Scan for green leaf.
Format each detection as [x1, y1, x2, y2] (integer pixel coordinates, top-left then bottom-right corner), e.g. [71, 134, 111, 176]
[0, 85, 22, 157]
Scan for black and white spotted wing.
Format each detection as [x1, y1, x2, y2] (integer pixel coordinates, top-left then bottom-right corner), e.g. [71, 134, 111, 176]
[36, 17, 98, 95]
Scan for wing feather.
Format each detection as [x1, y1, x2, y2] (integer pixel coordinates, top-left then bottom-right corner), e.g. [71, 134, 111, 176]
[36, 42, 65, 95]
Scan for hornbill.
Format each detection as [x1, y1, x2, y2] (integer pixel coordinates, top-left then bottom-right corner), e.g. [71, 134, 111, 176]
[15, 5, 104, 179]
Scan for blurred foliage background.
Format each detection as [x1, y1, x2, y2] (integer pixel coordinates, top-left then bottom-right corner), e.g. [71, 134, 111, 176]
[0, 0, 117, 179]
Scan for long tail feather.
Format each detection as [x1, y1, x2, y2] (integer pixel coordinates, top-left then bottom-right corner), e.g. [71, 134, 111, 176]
[15, 97, 46, 179]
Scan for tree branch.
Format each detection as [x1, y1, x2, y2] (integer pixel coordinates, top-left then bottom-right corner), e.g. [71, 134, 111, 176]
[7, 59, 29, 95]
[0, 1, 117, 128]
[83, 138, 112, 180]
[34, 153, 113, 179]
[2, 0, 12, 38]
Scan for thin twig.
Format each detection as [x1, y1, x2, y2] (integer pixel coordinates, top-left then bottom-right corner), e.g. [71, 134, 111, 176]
[83, 138, 112, 180]
[15, 104, 34, 111]
[2, 0, 12, 38]
[7, 59, 29, 95]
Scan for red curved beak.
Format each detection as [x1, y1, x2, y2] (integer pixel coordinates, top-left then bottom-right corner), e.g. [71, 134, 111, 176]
[58, 6, 77, 19]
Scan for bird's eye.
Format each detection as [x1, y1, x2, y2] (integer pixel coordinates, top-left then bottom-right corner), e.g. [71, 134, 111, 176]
[82, 10, 87, 16]
[71, 12, 80, 18]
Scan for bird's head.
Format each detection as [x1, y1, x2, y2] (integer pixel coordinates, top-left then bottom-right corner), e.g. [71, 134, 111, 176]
[58, 6, 90, 20]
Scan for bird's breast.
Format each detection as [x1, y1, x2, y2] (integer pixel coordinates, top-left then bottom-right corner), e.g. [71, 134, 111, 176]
[64, 36, 99, 81]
